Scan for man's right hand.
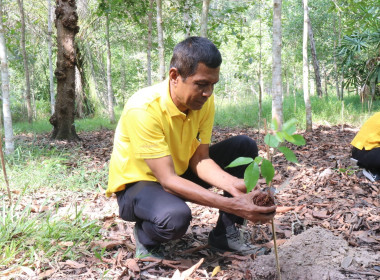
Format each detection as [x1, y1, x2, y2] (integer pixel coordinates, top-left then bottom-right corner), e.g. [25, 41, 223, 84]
[230, 190, 277, 224]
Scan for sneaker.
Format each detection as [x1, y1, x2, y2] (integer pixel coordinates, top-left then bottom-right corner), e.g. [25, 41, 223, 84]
[133, 226, 164, 260]
[208, 225, 269, 255]
[363, 169, 380, 182]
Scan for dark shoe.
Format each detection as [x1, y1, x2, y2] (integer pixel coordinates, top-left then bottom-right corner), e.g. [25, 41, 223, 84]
[133, 226, 164, 260]
[208, 225, 269, 255]
[363, 169, 380, 182]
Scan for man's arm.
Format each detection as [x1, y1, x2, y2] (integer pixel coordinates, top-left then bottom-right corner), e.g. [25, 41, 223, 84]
[145, 155, 276, 223]
[189, 143, 247, 197]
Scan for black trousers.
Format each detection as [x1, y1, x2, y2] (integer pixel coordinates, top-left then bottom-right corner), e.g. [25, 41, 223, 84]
[352, 146, 380, 174]
[116, 135, 258, 247]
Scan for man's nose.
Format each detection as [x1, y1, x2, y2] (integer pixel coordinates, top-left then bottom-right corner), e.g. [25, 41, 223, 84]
[202, 85, 214, 97]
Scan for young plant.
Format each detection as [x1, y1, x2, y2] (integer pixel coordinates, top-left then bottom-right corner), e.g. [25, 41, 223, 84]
[226, 118, 306, 280]
[226, 118, 306, 195]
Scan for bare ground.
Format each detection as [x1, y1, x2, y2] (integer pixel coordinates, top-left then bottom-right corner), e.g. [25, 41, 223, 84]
[3, 124, 380, 279]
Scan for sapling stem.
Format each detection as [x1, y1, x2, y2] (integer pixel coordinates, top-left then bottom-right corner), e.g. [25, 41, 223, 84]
[271, 219, 282, 280]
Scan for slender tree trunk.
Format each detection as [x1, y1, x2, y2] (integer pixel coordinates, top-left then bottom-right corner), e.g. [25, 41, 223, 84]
[258, 0, 263, 127]
[333, 19, 339, 99]
[105, 12, 115, 123]
[147, 0, 153, 86]
[0, 0, 14, 154]
[271, 0, 283, 129]
[306, 8, 322, 98]
[75, 66, 83, 118]
[17, 0, 33, 123]
[85, 43, 104, 109]
[48, 0, 55, 114]
[303, 0, 312, 132]
[50, 0, 79, 140]
[200, 0, 211, 38]
[156, 0, 165, 81]
[183, 0, 191, 37]
[323, 65, 328, 96]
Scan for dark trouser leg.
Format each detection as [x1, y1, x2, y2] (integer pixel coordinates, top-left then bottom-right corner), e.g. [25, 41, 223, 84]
[182, 135, 258, 234]
[116, 181, 192, 247]
[352, 147, 380, 174]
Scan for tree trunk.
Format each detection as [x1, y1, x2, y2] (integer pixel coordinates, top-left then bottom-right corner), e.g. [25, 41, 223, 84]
[333, 19, 339, 99]
[147, 0, 153, 86]
[306, 8, 322, 98]
[85, 43, 104, 109]
[303, 0, 312, 132]
[258, 0, 263, 127]
[156, 0, 165, 81]
[271, 0, 283, 129]
[50, 0, 79, 141]
[183, 0, 191, 37]
[0, 0, 14, 154]
[17, 0, 33, 123]
[200, 0, 211, 38]
[323, 65, 328, 96]
[48, 0, 55, 114]
[105, 12, 115, 123]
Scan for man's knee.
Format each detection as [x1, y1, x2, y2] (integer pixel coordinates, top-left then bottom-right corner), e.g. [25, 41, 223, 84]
[233, 135, 258, 157]
[163, 206, 192, 239]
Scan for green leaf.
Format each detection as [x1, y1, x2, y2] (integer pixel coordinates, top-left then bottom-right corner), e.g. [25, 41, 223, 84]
[225, 157, 253, 168]
[288, 134, 306, 146]
[254, 156, 263, 165]
[264, 134, 280, 148]
[282, 118, 297, 135]
[271, 118, 278, 131]
[244, 162, 259, 193]
[261, 159, 275, 184]
[278, 146, 298, 163]
[275, 131, 285, 142]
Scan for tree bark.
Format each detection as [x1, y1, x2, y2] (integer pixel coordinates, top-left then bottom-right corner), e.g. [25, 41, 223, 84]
[258, 0, 263, 127]
[156, 0, 165, 81]
[50, 0, 80, 141]
[303, 0, 312, 132]
[183, 0, 191, 37]
[307, 8, 322, 98]
[200, 0, 211, 38]
[147, 0, 153, 86]
[48, 0, 55, 114]
[0, 0, 14, 154]
[17, 0, 33, 123]
[105, 12, 115, 123]
[271, 0, 283, 129]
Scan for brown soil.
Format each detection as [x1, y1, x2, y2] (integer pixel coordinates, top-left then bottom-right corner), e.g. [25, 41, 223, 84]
[252, 190, 276, 207]
[249, 227, 379, 280]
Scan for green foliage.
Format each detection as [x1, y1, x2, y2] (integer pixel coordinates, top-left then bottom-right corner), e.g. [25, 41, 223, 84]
[226, 119, 306, 193]
[0, 194, 101, 267]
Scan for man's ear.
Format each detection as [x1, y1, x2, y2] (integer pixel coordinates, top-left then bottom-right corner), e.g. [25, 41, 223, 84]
[169, 68, 180, 85]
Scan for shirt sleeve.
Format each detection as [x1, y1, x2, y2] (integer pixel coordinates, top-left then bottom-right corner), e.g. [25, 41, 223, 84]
[126, 108, 171, 159]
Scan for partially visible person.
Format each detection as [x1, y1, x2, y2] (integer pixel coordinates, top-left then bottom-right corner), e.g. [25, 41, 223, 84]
[351, 112, 380, 182]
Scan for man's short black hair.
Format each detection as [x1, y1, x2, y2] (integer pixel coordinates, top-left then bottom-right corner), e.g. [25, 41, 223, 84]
[169, 36, 222, 80]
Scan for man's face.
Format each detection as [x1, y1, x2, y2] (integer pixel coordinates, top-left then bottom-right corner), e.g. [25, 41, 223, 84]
[169, 63, 220, 112]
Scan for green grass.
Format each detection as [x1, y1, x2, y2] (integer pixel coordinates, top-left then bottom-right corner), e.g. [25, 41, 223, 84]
[3, 143, 108, 193]
[0, 194, 101, 269]
[214, 93, 380, 129]
[13, 106, 122, 135]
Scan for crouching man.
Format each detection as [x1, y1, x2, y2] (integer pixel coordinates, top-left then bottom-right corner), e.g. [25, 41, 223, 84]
[106, 36, 276, 259]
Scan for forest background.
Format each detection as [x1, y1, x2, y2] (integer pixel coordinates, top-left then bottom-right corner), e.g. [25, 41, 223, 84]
[0, 0, 379, 279]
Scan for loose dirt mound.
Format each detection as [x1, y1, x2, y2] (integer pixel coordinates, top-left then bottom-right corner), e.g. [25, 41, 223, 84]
[250, 227, 379, 280]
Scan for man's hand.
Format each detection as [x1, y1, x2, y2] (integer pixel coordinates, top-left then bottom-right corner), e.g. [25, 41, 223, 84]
[229, 190, 277, 224]
[228, 178, 248, 197]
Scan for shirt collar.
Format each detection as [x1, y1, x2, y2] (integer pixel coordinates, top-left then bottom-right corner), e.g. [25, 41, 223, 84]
[161, 79, 187, 118]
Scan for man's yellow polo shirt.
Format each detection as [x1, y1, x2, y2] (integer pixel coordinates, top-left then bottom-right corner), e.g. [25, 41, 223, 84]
[106, 79, 215, 196]
[351, 112, 380, 150]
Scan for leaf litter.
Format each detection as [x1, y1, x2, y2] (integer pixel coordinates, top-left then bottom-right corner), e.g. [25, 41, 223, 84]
[2, 125, 379, 279]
